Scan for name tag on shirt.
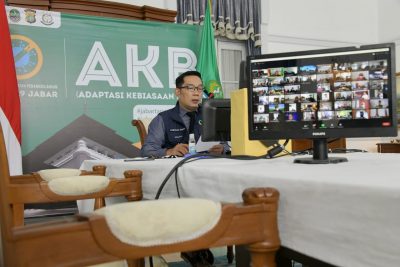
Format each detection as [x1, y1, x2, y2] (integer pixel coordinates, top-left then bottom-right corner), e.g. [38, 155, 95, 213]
[170, 128, 185, 132]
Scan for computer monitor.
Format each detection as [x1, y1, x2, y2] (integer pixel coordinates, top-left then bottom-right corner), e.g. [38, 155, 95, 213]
[201, 99, 231, 142]
[247, 43, 398, 164]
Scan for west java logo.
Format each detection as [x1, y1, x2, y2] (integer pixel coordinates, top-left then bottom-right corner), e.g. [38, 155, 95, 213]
[312, 132, 326, 136]
[207, 80, 223, 99]
[24, 9, 36, 24]
[8, 9, 21, 23]
[41, 13, 54, 26]
[11, 35, 43, 80]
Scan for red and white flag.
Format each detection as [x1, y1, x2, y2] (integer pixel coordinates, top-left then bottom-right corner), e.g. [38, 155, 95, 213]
[0, 3, 22, 175]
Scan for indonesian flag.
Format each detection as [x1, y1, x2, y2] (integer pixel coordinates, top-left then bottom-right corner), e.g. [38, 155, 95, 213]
[0, 3, 22, 175]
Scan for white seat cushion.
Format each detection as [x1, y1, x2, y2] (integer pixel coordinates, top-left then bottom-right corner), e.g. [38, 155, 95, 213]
[94, 198, 221, 247]
[48, 175, 109, 195]
[37, 168, 81, 181]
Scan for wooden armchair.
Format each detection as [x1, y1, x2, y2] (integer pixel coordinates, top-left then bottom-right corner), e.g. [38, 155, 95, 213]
[10, 166, 142, 226]
[1, 127, 280, 267]
[4, 133, 142, 227]
[132, 119, 148, 146]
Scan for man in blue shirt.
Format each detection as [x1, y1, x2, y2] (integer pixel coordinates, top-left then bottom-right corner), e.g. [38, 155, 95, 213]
[141, 70, 224, 158]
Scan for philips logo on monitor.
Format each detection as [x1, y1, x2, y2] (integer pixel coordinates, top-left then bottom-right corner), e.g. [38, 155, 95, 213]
[312, 132, 326, 136]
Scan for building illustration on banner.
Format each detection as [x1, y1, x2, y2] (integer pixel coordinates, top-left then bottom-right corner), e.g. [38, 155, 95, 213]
[23, 115, 141, 173]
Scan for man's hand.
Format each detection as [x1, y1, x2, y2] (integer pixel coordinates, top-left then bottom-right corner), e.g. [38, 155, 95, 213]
[166, 144, 189, 157]
[208, 144, 224, 155]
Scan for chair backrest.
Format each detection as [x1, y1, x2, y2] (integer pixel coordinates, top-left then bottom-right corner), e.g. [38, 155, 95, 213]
[132, 119, 148, 146]
[0, 126, 19, 244]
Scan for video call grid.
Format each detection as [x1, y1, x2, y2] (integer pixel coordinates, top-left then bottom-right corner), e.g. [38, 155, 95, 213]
[251, 59, 389, 126]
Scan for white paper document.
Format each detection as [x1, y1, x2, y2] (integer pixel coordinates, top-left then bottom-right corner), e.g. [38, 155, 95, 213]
[195, 135, 221, 153]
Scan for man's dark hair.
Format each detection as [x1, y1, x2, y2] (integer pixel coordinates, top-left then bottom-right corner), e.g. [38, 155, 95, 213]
[175, 70, 202, 88]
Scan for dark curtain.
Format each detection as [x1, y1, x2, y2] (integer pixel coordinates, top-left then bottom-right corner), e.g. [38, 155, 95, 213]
[177, 0, 261, 55]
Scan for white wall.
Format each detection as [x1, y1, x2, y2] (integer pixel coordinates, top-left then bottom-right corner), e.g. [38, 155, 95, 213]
[265, 0, 378, 46]
[262, 0, 400, 71]
[261, 0, 400, 152]
[377, 0, 400, 43]
[377, 0, 400, 72]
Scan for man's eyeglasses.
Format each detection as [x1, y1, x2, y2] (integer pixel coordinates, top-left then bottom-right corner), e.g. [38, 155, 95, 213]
[179, 84, 205, 93]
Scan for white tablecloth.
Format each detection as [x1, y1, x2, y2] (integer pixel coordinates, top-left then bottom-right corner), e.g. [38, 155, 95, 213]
[80, 153, 400, 267]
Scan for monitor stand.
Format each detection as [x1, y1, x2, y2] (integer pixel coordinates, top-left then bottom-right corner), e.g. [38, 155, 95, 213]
[294, 138, 348, 164]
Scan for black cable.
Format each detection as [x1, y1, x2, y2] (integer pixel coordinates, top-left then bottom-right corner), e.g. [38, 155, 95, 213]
[155, 153, 268, 200]
[272, 150, 291, 158]
[173, 157, 207, 199]
[155, 154, 199, 200]
[174, 169, 180, 198]
[266, 139, 290, 158]
[282, 139, 290, 146]
[330, 148, 368, 153]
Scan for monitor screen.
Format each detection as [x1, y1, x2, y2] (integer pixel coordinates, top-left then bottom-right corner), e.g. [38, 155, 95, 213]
[247, 43, 397, 163]
[201, 99, 231, 142]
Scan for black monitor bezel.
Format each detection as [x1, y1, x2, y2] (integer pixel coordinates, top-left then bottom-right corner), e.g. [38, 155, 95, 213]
[247, 43, 397, 141]
[201, 99, 231, 142]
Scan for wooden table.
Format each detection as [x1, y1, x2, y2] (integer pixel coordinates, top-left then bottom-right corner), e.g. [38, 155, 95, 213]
[376, 142, 400, 153]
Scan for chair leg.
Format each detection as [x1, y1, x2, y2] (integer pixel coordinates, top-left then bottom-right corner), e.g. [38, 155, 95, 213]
[242, 188, 280, 267]
[248, 242, 277, 267]
[94, 197, 106, 210]
[227, 245, 234, 263]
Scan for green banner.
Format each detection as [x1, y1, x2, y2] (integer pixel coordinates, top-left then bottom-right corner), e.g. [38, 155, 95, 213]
[7, 7, 201, 171]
